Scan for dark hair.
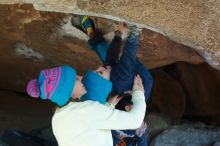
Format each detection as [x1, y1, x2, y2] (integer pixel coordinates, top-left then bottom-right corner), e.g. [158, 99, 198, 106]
[115, 94, 133, 111]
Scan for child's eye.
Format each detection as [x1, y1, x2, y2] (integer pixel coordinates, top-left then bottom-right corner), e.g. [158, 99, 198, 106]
[98, 71, 103, 75]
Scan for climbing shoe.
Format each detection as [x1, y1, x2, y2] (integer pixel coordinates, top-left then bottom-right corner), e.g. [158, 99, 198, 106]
[80, 15, 95, 34]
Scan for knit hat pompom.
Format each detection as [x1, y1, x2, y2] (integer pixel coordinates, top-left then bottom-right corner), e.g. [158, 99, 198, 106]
[27, 79, 40, 98]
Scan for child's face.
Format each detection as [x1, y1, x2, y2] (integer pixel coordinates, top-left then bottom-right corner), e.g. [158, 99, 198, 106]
[94, 65, 111, 80]
[71, 75, 87, 99]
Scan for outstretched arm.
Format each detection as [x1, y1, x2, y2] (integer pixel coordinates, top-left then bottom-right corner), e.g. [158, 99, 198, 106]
[89, 75, 146, 130]
[105, 23, 125, 66]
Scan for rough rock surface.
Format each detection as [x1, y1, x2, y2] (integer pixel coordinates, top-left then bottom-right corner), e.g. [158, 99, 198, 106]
[0, 4, 100, 92]
[0, 4, 203, 92]
[0, 0, 218, 69]
[214, 142, 220, 146]
[150, 123, 220, 146]
[0, 90, 53, 131]
[166, 62, 220, 123]
[145, 113, 171, 141]
[148, 69, 186, 122]
[149, 62, 220, 124]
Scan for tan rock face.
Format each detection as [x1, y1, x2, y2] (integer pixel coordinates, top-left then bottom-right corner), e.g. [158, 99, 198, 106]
[0, 4, 203, 92]
[0, 4, 101, 92]
[0, 0, 218, 69]
[139, 29, 203, 68]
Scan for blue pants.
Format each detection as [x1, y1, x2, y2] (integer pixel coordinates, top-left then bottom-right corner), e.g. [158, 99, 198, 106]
[88, 33, 153, 101]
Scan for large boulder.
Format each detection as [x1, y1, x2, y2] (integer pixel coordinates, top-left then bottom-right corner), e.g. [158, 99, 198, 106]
[148, 70, 186, 122]
[0, 0, 218, 69]
[0, 4, 203, 92]
[148, 62, 220, 124]
[145, 113, 171, 142]
[150, 123, 220, 146]
[0, 4, 101, 92]
[166, 62, 220, 123]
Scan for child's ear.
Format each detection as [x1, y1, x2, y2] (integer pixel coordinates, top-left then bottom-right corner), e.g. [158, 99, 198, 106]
[125, 105, 130, 112]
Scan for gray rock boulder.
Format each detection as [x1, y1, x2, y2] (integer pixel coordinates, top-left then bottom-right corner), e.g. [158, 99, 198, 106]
[151, 123, 220, 146]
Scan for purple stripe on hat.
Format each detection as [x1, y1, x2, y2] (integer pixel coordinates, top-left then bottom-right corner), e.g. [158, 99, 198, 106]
[42, 67, 61, 99]
[27, 79, 40, 98]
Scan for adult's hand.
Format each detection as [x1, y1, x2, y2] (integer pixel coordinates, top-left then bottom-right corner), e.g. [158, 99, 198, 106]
[132, 74, 144, 93]
[107, 95, 123, 107]
[135, 122, 147, 137]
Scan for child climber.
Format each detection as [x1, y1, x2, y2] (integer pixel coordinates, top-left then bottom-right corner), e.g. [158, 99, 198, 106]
[78, 16, 153, 103]
[76, 16, 151, 146]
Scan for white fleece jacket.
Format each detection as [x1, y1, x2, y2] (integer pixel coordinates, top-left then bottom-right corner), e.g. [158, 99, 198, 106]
[52, 90, 146, 146]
